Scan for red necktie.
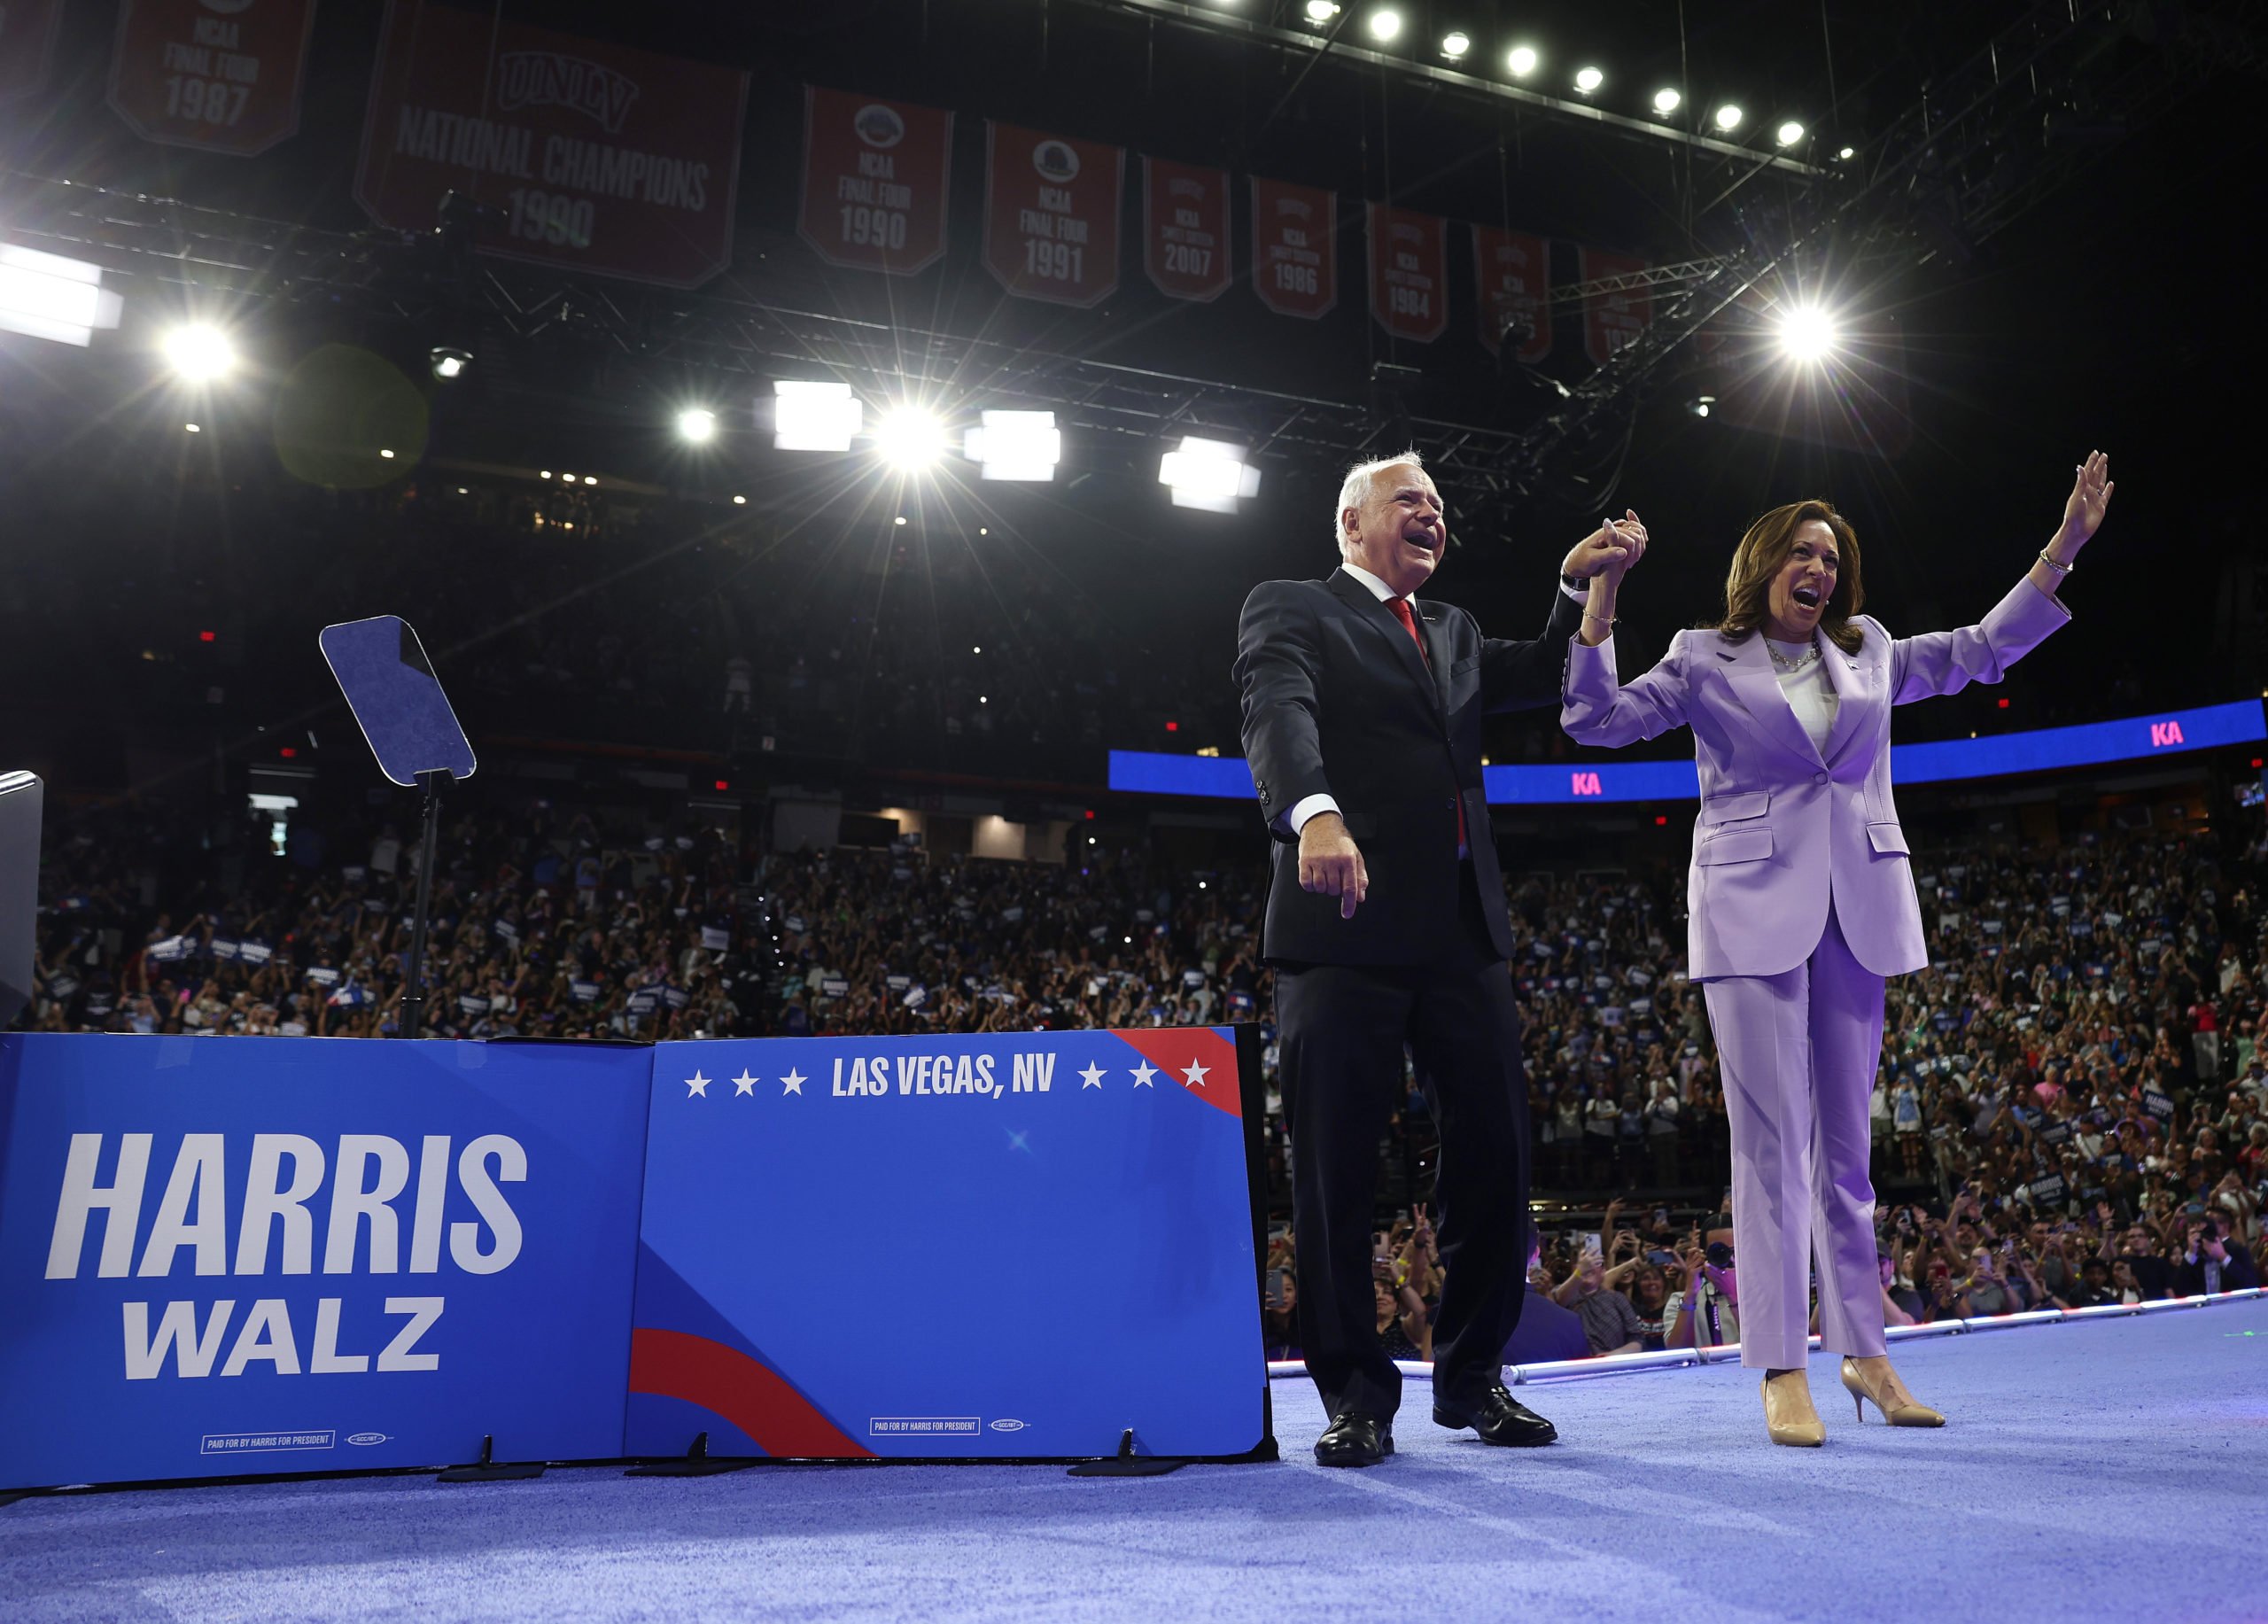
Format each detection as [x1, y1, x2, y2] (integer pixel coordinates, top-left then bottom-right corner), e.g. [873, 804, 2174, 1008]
[1389, 597, 1467, 856]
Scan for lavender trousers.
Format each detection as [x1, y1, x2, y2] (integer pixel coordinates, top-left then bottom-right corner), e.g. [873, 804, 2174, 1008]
[1700, 905, 1888, 1370]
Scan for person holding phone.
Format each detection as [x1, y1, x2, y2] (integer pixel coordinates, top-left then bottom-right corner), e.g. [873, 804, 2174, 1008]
[1560, 453, 2114, 1445]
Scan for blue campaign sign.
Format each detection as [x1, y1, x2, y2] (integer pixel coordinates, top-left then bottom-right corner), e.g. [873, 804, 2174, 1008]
[630, 1028, 1267, 1461]
[0, 1035, 650, 1489]
[318, 616, 478, 788]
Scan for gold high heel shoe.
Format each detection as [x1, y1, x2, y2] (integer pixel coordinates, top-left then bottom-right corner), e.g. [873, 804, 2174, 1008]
[1840, 1356, 1946, 1427]
[1760, 1369, 1825, 1447]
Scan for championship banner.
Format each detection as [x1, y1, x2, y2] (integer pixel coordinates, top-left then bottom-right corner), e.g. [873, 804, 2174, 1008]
[629, 1027, 1268, 1461]
[983, 121, 1122, 308]
[1142, 157, 1231, 303]
[355, 0, 750, 289]
[1472, 225, 1552, 361]
[797, 84, 952, 277]
[0, 1035, 651, 1489]
[1250, 176, 1335, 319]
[1578, 245, 1652, 365]
[106, 0, 319, 158]
[1367, 203, 1448, 344]
[0, 0, 63, 101]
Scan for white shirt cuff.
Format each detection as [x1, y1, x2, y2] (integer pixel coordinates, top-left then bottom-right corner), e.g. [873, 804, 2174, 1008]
[1283, 793, 1340, 835]
[1560, 577, 1592, 604]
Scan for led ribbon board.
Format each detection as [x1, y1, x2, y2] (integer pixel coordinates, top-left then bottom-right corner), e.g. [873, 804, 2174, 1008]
[1108, 699, 2268, 806]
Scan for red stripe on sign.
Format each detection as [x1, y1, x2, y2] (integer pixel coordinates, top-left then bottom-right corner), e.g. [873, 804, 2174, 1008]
[1111, 1027, 1241, 1117]
[629, 1328, 874, 1458]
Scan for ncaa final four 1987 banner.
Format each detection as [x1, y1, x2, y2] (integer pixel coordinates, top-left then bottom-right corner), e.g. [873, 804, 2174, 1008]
[0, 1036, 649, 1489]
[106, 0, 319, 159]
[629, 1028, 1267, 1461]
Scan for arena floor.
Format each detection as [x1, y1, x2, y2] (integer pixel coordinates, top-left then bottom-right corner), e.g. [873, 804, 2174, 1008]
[4, 1297, 2264, 1623]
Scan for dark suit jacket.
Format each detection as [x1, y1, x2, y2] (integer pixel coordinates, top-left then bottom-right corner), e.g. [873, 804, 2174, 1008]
[1234, 568, 1581, 966]
[2172, 1244, 2259, 1296]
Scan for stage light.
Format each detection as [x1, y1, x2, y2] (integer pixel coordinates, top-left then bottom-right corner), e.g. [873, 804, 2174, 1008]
[583, 475, 596, 486]
[894, 515, 909, 526]
[183, 423, 201, 433]
[1713, 104, 1744, 131]
[677, 407, 718, 445]
[429, 346, 472, 381]
[1838, 144, 1855, 159]
[379, 448, 396, 460]
[1686, 395, 1716, 418]
[876, 405, 947, 470]
[1777, 304, 1837, 361]
[1776, 119, 1806, 146]
[0, 245, 124, 347]
[732, 494, 747, 504]
[162, 322, 235, 384]
[1303, 0, 1340, 20]
[1506, 44, 1537, 77]
[1652, 88, 1682, 114]
[962, 409, 1060, 481]
[540, 470, 552, 478]
[1159, 436, 1261, 514]
[1366, 8, 1401, 42]
[773, 379, 862, 451]
[1440, 31, 1470, 59]
[1574, 66, 1603, 93]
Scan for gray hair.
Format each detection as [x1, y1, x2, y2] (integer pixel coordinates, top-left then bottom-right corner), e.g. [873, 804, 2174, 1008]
[1334, 449, 1425, 557]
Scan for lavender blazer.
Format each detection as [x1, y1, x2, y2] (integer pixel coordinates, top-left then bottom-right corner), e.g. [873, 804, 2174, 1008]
[1561, 579, 2070, 980]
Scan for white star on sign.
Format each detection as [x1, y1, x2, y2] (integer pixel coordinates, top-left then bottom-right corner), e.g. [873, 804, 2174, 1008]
[734, 1070, 757, 1097]
[781, 1068, 807, 1096]
[685, 1071, 711, 1098]
[1181, 1059, 1210, 1088]
[1079, 1062, 1106, 1089]
[1130, 1061, 1158, 1088]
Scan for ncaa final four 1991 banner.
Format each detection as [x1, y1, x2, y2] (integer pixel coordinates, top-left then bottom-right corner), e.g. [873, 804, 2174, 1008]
[354, 0, 750, 289]
[0, 1036, 649, 1488]
[628, 1028, 1268, 1460]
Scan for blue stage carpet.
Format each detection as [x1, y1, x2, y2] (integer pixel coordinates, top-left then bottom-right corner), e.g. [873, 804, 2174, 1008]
[5, 1299, 2264, 1623]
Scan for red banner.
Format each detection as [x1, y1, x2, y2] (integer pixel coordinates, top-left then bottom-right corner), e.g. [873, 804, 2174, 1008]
[1367, 203, 1448, 344]
[0, 0, 63, 102]
[1142, 157, 1231, 303]
[1579, 246, 1652, 366]
[354, 0, 750, 290]
[106, 0, 318, 157]
[1472, 226, 1552, 361]
[797, 85, 952, 276]
[983, 121, 1122, 308]
[1249, 176, 1335, 320]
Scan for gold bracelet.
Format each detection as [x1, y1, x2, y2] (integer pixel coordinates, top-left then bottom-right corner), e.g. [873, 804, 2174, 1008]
[2037, 549, 2072, 576]
[1582, 610, 1616, 626]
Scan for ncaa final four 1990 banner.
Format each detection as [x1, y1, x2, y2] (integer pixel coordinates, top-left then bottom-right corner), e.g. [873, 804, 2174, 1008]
[628, 1027, 1268, 1461]
[0, 1036, 649, 1488]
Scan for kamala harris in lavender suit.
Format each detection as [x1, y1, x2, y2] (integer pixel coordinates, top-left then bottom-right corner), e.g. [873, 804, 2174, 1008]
[1559, 453, 2114, 1446]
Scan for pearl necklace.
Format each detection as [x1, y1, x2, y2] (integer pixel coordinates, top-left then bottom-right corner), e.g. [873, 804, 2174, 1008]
[1766, 637, 1820, 674]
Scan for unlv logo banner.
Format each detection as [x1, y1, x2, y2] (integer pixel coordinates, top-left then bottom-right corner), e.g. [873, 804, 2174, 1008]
[798, 85, 953, 276]
[355, 0, 750, 289]
[983, 121, 1122, 308]
[1367, 203, 1448, 344]
[1142, 158, 1231, 303]
[0, 0, 63, 102]
[1472, 226, 1552, 361]
[1579, 246, 1652, 366]
[107, 0, 319, 158]
[1250, 176, 1334, 319]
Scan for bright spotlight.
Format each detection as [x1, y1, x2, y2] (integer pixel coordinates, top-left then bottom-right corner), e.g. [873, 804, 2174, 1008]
[1777, 305, 1837, 361]
[1775, 119, 1806, 146]
[676, 408, 718, 444]
[0, 245, 125, 347]
[1440, 30, 1470, 59]
[1366, 8, 1401, 41]
[1837, 144, 1855, 159]
[1573, 66, 1604, 94]
[1303, 0, 1339, 19]
[1652, 88, 1682, 114]
[429, 346, 472, 381]
[1713, 104, 1744, 131]
[1159, 436, 1261, 514]
[1685, 395, 1716, 418]
[773, 379, 863, 451]
[963, 409, 1060, 481]
[876, 406, 947, 470]
[163, 322, 235, 384]
[1506, 44, 1538, 77]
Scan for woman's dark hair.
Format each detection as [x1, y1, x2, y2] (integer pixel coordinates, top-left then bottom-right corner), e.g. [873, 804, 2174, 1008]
[1714, 498, 1866, 655]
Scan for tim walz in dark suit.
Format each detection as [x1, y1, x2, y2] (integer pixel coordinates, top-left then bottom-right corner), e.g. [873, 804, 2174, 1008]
[1233, 450, 1643, 1466]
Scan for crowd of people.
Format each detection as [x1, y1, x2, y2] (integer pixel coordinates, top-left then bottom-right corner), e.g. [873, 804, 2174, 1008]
[19, 778, 2268, 1364]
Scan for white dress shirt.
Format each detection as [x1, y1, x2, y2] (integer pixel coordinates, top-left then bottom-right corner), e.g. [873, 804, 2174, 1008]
[1765, 635, 1838, 755]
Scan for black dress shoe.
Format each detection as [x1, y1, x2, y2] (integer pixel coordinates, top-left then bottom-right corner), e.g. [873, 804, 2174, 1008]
[1433, 1381, 1557, 1447]
[1314, 1409, 1394, 1467]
